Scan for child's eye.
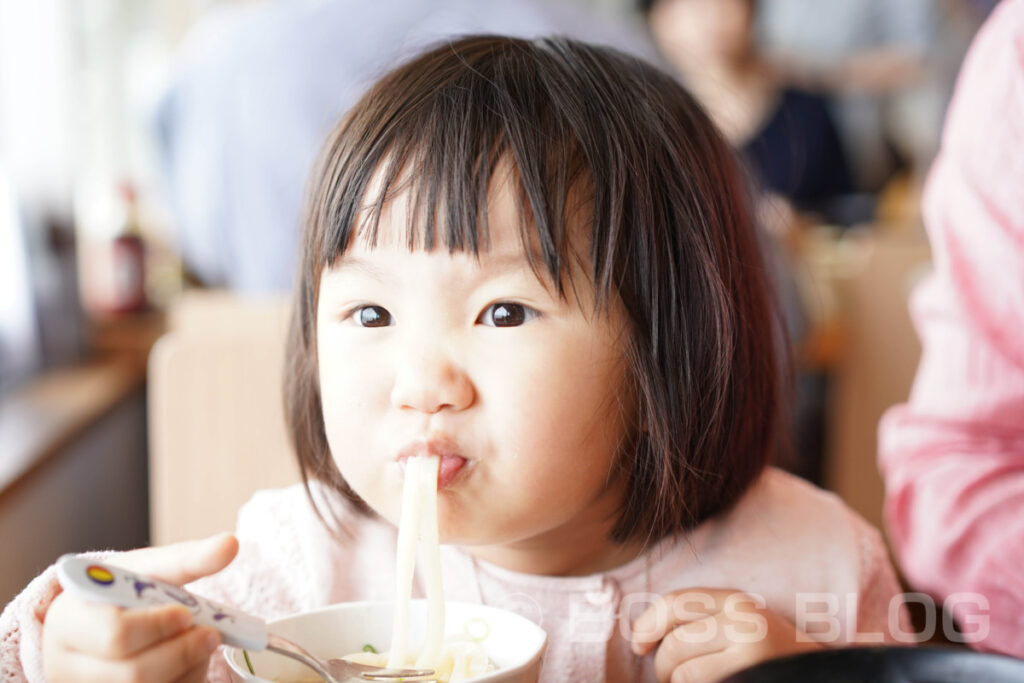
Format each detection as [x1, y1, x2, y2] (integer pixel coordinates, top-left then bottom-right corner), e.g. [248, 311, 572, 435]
[477, 303, 539, 328]
[351, 305, 392, 327]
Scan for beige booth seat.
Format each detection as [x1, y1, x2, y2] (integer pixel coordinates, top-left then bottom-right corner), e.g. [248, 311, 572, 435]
[148, 292, 300, 545]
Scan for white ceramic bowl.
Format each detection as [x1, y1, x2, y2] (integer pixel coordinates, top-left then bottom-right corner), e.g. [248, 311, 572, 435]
[224, 600, 547, 682]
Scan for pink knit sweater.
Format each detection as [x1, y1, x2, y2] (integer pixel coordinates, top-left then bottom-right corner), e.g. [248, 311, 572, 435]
[878, 0, 1024, 658]
[2, 468, 908, 681]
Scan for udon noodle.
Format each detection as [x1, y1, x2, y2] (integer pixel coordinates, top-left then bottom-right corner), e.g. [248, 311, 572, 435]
[340, 456, 494, 682]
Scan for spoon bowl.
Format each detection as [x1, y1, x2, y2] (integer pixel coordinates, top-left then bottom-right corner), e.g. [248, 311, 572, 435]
[266, 632, 434, 682]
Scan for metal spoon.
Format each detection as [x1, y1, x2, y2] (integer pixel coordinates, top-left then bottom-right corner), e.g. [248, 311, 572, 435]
[56, 555, 435, 682]
[266, 632, 435, 681]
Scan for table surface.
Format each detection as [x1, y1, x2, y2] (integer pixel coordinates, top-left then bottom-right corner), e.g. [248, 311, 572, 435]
[0, 311, 164, 501]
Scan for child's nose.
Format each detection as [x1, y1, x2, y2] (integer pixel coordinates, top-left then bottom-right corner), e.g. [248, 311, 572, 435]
[389, 346, 474, 414]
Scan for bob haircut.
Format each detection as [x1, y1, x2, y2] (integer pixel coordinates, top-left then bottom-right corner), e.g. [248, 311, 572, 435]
[285, 35, 781, 546]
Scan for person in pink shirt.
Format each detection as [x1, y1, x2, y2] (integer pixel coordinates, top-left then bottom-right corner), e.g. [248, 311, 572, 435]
[878, 0, 1024, 659]
[4, 36, 909, 682]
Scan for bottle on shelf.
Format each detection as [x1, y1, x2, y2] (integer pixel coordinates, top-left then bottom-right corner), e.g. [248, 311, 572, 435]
[106, 181, 147, 314]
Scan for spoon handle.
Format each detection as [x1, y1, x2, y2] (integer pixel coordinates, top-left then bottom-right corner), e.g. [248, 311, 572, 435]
[56, 554, 269, 651]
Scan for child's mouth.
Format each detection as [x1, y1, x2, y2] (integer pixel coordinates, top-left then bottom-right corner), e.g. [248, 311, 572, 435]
[396, 439, 469, 489]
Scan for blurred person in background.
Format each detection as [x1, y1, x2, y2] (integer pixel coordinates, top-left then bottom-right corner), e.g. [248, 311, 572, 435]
[154, 0, 655, 293]
[878, 0, 1024, 657]
[757, 0, 991, 201]
[640, 0, 854, 231]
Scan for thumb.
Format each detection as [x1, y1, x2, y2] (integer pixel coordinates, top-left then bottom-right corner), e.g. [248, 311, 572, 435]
[110, 532, 239, 586]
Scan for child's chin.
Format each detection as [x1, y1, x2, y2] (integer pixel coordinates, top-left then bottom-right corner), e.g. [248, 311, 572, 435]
[437, 523, 495, 548]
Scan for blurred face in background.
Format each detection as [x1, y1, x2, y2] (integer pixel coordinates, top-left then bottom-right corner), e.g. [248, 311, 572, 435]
[648, 0, 755, 73]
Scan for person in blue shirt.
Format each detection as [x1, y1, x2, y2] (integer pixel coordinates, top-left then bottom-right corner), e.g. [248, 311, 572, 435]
[154, 0, 656, 292]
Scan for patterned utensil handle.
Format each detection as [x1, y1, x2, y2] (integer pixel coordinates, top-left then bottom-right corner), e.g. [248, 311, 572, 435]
[56, 554, 268, 651]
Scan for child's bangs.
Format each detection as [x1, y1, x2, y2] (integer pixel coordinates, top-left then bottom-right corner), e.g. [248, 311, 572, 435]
[316, 37, 616, 305]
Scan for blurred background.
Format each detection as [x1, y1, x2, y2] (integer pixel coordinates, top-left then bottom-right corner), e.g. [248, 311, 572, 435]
[0, 0, 998, 606]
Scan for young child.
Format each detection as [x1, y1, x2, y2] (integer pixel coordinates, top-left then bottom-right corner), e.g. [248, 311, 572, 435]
[3, 35, 909, 682]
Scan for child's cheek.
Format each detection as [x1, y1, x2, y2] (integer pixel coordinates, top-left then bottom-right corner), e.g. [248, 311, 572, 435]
[330, 443, 404, 527]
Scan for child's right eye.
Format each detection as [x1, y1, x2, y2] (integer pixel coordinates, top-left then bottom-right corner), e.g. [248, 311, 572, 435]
[351, 305, 392, 327]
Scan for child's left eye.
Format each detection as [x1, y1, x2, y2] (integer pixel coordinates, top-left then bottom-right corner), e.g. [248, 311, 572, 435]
[476, 303, 539, 328]
[349, 305, 392, 327]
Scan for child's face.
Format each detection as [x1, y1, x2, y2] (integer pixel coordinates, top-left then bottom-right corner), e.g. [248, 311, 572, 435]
[316, 174, 634, 567]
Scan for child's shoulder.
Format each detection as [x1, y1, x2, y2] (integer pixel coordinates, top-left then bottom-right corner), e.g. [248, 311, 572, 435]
[757, 466, 841, 500]
[747, 466, 859, 514]
[689, 467, 885, 578]
[648, 468, 903, 643]
[733, 466, 876, 539]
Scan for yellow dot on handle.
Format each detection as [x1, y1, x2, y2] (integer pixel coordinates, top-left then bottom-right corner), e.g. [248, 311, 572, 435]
[86, 566, 115, 585]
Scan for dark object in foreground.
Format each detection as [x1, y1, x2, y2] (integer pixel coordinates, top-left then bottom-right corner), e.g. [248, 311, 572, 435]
[721, 646, 1024, 682]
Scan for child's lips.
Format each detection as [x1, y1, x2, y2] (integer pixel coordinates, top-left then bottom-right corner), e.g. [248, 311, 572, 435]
[396, 438, 469, 489]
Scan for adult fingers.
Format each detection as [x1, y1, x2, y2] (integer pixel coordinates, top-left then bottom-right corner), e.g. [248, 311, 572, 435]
[632, 588, 751, 655]
[111, 533, 239, 586]
[47, 593, 193, 659]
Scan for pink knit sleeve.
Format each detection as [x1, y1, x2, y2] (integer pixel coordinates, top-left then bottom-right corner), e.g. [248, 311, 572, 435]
[878, 0, 1024, 658]
[1, 567, 62, 682]
[1, 549, 118, 683]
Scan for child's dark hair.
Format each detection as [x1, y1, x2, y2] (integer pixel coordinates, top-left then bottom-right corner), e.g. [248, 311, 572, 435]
[285, 35, 781, 547]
